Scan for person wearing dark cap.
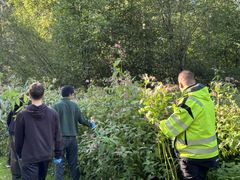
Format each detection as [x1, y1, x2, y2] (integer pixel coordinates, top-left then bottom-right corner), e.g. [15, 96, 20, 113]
[53, 85, 96, 180]
[15, 82, 63, 180]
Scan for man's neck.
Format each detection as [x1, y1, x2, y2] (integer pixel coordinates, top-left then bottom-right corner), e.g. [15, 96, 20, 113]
[62, 96, 73, 100]
[31, 99, 43, 106]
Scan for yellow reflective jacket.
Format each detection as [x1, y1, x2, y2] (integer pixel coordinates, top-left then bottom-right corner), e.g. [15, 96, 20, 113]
[159, 83, 219, 159]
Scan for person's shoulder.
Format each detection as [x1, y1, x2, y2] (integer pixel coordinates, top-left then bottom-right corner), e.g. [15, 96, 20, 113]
[70, 100, 78, 105]
[52, 100, 65, 110]
[19, 106, 29, 114]
[70, 100, 80, 109]
[64, 99, 77, 106]
[16, 110, 26, 121]
[53, 100, 62, 106]
[46, 106, 58, 115]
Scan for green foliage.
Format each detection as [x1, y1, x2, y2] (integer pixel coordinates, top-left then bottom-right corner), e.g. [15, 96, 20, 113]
[1, 0, 240, 86]
[0, 67, 240, 178]
[76, 71, 240, 179]
[139, 75, 181, 179]
[211, 81, 240, 160]
[139, 75, 179, 123]
[0, 116, 8, 156]
[208, 162, 240, 180]
[0, 157, 11, 180]
[78, 72, 172, 179]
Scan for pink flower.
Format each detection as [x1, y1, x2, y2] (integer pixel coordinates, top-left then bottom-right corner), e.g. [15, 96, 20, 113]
[114, 43, 121, 49]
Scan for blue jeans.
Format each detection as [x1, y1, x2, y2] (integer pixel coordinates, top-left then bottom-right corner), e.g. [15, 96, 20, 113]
[55, 137, 80, 180]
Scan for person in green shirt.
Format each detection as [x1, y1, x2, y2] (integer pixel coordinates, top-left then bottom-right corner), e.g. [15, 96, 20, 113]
[53, 85, 96, 180]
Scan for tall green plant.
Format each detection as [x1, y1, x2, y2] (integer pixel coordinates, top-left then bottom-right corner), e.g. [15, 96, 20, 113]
[139, 75, 180, 180]
[211, 81, 240, 160]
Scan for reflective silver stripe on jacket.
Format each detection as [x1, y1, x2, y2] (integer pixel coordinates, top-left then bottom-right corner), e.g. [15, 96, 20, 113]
[188, 96, 203, 107]
[171, 114, 188, 130]
[180, 145, 218, 155]
[166, 121, 179, 136]
[177, 134, 217, 146]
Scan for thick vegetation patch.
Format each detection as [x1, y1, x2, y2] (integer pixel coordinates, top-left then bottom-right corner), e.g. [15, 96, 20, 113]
[0, 73, 240, 179]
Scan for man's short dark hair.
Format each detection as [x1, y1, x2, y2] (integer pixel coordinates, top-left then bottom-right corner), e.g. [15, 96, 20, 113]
[61, 85, 74, 97]
[29, 82, 44, 100]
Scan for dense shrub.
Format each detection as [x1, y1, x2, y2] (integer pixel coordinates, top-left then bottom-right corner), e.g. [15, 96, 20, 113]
[77, 73, 175, 179]
[208, 162, 240, 180]
[0, 73, 240, 179]
[211, 81, 240, 161]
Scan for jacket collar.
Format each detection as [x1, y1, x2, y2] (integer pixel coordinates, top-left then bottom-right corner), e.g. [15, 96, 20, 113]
[183, 83, 205, 94]
[61, 97, 71, 101]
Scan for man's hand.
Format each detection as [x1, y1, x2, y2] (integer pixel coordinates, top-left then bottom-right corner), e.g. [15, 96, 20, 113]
[90, 117, 97, 129]
[155, 122, 160, 128]
[53, 158, 62, 165]
[90, 121, 96, 129]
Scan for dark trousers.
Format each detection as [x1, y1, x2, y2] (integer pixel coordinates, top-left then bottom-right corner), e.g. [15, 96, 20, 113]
[22, 161, 50, 180]
[179, 156, 219, 180]
[7, 137, 11, 166]
[179, 159, 208, 180]
[55, 136, 80, 180]
[10, 136, 22, 180]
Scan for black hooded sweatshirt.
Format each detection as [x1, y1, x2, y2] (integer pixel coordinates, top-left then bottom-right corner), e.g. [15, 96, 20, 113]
[15, 104, 62, 163]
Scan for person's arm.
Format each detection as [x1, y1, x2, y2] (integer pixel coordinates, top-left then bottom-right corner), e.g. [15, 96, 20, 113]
[159, 107, 194, 138]
[76, 106, 93, 128]
[7, 111, 14, 128]
[53, 112, 63, 159]
[14, 112, 25, 158]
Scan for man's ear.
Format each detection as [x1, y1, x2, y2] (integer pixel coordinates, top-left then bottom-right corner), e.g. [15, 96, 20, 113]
[70, 93, 75, 99]
[179, 81, 184, 90]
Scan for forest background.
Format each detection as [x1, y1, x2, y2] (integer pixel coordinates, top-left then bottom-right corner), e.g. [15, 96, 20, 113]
[0, 0, 240, 86]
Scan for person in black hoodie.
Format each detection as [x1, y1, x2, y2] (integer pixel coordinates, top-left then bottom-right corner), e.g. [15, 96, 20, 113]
[15, 82, 63, 180]
[7, 94, 30, 179]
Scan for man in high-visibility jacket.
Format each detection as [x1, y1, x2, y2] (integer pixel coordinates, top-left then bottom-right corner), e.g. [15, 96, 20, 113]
[159, 70, 219, 180]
